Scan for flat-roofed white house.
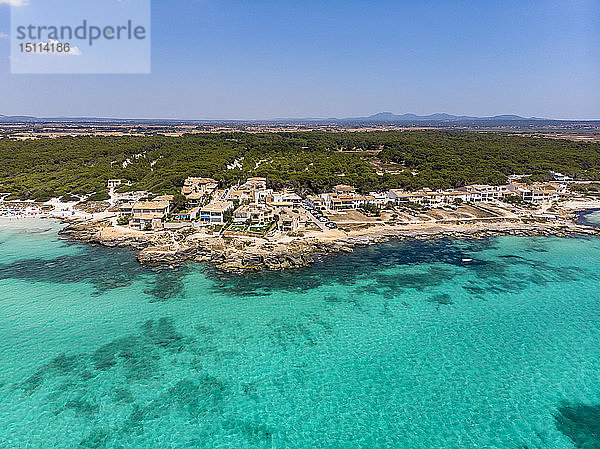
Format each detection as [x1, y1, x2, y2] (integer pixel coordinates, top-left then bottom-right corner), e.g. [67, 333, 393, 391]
[107, 179, 123, 189]
[388, 189, 425, 204]
[233, 204, 252, 223]
[306, 195, 328, 211]
[368, 192, 391, 206]
[328, 194, 362, 210]
[551, 171, 573, 183]
[227, 188, 255, 203]
[200, 201, 233, 225]
[279, 210, 300, 232]
[173, 206, 201, 221]
[154, 195, 175, 203]
[254, 189, 274, 204]
[507, 182, 565, 204]
[388, 186, 510, 206]
[185, 192, 205, 206]
[233, 204, 275, 225]
[131, 200, 170, 216]
[131, 200, 170, 230]
[268, 191, 303, 207]
[464, 185, 509, 202]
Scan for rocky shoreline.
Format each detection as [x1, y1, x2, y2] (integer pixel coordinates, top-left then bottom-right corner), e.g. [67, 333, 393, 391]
[58, 221, 352, 272]
[57, 218, 600, 273]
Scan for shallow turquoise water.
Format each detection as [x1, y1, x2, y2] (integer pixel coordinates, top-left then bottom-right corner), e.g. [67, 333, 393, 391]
[1, 218, 600, 448]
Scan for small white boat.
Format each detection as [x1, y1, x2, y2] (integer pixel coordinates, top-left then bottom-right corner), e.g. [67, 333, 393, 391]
[461, 258, 473, 263]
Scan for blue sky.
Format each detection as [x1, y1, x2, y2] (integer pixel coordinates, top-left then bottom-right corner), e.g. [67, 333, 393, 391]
[0, 0, 599, 119]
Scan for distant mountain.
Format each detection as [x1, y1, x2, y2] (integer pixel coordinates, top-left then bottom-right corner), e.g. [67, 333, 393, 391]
[342, 112, 548, 123]
[0, 115, 41, 122]
[364, 112, 469, 121]
[267, 112, 563, 124]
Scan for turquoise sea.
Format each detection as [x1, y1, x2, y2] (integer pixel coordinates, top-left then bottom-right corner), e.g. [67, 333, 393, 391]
[1, 217, 600, 449]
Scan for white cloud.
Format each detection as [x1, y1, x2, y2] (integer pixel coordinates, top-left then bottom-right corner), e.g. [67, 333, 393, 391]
[0, 0, 28, 6]
[29, 40, 82, 56]
[48, 39, 82, 56]
[0, 32, 9, 39]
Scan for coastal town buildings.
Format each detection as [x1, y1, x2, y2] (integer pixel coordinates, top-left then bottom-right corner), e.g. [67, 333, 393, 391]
[119, 202, 134, 216]
[113, 173, 573, 234]
[227, 188, 255, 203]
[254, 189, 273, 204]
[185, 192, 206, 207]
[226, 177, 269, 204]
[368, 192, 390, 206]
[313, 184, 380, 211]
[155, 194, 175, 203]
[328, 193, 362, 210]
[387, 181, 567, 207]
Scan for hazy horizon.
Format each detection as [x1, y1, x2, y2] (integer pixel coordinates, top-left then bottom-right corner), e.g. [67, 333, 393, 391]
[0, 111, 598, 122]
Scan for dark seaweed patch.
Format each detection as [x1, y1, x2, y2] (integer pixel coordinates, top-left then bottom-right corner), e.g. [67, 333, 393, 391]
[555, 403, 600, 448]
[113, 387, 134, 405]
[466, 254, 593, 297]
[90, 318, 188, 381]
[223, 420, 274, 444]
[428, 293, 454, 306]
[93, 336, 139, 371]
[141, 317, 186, 350]
[270, 322, 317, 348]
[205, 238, 496, 296]
[268, 313, 334, 350]
[117, 376, 229, 437]
[17, 316, 247, 448]
[324, 294, 342, 303]
[0, 247, 144, 295]
[21, 353, 89, 395]
[205, 237, 598, 303]
[55, 394, 100, 417]
[364, 265, 458, 298]
[79, 428, 110, 449]
[144, 267, 190, 302]
[0, 242, 191, 302]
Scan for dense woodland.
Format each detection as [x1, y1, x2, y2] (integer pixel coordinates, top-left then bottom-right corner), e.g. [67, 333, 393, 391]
[1, 131, 599, 201]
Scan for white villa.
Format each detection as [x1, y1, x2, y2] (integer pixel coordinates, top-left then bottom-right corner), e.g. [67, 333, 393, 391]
[199, 201, 233, 225]
[130, 200, 171, 230]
